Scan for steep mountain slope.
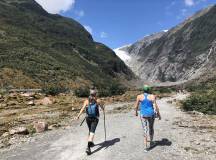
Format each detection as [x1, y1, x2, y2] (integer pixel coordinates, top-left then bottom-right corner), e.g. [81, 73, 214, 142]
[0, 0, 134, 89]
[115, 5, 216, 83]
[114, 31, 166, 77]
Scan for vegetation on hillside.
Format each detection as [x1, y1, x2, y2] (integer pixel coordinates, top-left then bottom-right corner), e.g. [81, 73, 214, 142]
[182, 77, 216, 115]
[0, 0, 134, 91]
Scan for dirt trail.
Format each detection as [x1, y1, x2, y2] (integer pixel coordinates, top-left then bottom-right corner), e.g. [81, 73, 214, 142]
[0, 94, 215, 160]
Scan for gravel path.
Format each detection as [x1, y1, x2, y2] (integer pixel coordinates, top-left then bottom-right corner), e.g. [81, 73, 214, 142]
[1, 94, 215, 160]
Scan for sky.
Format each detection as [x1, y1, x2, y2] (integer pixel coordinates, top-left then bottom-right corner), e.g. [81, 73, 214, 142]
[35, 0, 216, 49]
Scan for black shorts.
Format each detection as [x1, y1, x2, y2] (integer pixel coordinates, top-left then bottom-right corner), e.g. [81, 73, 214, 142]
[86, 117, 99, 133]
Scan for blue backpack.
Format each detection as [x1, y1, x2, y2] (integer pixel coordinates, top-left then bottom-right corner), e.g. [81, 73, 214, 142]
[86, 97, 99, 118]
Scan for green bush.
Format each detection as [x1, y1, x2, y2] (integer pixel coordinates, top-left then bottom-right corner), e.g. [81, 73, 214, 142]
[153, 87, 174, 94]
[98, 89, 111, 97]
[109, 83, 126, 96]
[74, 87, 89, 97]
[42, 86, 68, 96]
[182, 90, 216, 115]
[75, 83, 126, 98]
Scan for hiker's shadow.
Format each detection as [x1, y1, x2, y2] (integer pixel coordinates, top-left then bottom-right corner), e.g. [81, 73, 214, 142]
[91, 138, 120, 154]
[148, 138, 172, 151]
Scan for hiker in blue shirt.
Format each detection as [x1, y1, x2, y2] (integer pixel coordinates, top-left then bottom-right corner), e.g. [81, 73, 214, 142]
[76, 87, 104, 155]
[135, 84, 161, 152]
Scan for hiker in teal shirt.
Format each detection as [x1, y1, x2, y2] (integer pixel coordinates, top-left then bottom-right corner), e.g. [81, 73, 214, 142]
[135, 85, 161, 152]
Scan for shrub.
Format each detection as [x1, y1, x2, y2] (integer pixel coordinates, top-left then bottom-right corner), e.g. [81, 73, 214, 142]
[75, 83, 126, 98]
[182, 90, 216, 115]
[42, 85, 68, 96]
[154, 87, 174, 94]
[74, 87, 89, 97]
[109, 83, 126, 96]
[98, 89, 111, 97]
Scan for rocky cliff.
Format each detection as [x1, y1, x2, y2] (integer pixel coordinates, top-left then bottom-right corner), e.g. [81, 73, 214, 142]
[115, 5, 216, 83]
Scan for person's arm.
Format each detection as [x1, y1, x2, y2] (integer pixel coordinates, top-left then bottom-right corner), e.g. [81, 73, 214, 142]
[135, 95, 140, 116]
[76, 100, 87, 119]
[153, 96, 161, 120]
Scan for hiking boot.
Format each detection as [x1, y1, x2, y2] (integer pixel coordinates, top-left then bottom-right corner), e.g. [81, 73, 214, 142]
[86, 147, 91, 155]
[150, 141, 155, 148]
[144, 147, 149, 153]
[89, 142, 95, 147]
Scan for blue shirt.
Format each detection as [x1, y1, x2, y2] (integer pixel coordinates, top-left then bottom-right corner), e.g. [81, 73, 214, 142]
[140, 93, 154, 117]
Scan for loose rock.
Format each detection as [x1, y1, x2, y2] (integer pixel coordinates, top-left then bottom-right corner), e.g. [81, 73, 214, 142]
[1, 132, 10, 138]
[33, 121, 48, 133]
[27, 101, 35, 106]
[9, 127, 29, 135]
[35, 97, 53, 106]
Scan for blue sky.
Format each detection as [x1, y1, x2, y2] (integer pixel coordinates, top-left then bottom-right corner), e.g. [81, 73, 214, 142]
[36, 0, 216, 49]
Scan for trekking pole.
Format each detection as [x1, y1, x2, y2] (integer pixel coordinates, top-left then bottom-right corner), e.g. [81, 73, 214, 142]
[80, 117, 86, 126]
[103, 107, 107, 142]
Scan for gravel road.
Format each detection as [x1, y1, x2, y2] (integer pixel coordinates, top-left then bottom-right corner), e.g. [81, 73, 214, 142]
[1, 94, 215, 160]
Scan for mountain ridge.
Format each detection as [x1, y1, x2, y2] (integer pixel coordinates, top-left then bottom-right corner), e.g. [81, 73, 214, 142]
[115, 5, 216, 83]
[0, 0, 135, 89]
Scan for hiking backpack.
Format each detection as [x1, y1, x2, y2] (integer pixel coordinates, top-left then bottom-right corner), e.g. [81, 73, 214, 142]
[86, 97, 99, 118]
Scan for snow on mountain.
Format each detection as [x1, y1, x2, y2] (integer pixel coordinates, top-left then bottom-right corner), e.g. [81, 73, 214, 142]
[114, 45, 132, 65]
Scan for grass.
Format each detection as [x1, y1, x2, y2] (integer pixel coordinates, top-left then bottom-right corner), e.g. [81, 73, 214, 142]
[0, 0, 134, 90]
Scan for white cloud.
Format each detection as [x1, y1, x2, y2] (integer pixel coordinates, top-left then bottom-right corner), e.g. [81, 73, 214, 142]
[184, 0, 208, 7]
[184, 0, 195, 6]
[35, 0, 75, 14]
[84, 25, 93, 34]
[100, 32, 108, 38]
[75, 10, 85, 18]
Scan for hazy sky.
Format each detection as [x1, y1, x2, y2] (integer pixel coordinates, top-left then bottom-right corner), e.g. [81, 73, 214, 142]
[35, 0, 216, 49]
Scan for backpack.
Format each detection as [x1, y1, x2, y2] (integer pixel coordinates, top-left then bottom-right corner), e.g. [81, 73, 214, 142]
[86, 97, 99, 118]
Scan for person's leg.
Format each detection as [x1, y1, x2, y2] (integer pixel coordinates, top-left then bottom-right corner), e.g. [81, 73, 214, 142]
[141, 117, 148, 149]
[86, 117, 92, 155]
[148, 117, 155, 146]
[88, 118, 99, 146]
[86, 117, 91, 136]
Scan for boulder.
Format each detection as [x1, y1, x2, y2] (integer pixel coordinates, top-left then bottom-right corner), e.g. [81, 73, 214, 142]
[20, 93, 33, 97]
[7, 101, 18, 106]
[35, 97, 53, 106]
[71, 107, 77, 111]
[8, 93, 17, 98]
[48, 124, 61, 130]
[9, 127, 29, 135]
[33, 121, 48, 133]
[27, 101, 35, 106]
[0, 141, 5, 149]
[0, 103, 7, 107]
[1, 132, 10, 138]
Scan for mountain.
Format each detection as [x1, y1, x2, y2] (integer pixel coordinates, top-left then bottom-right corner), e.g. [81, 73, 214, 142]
[114, 31, 166, 77]
[115, 5, 216, 83]
[0, 0, 134, 89]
